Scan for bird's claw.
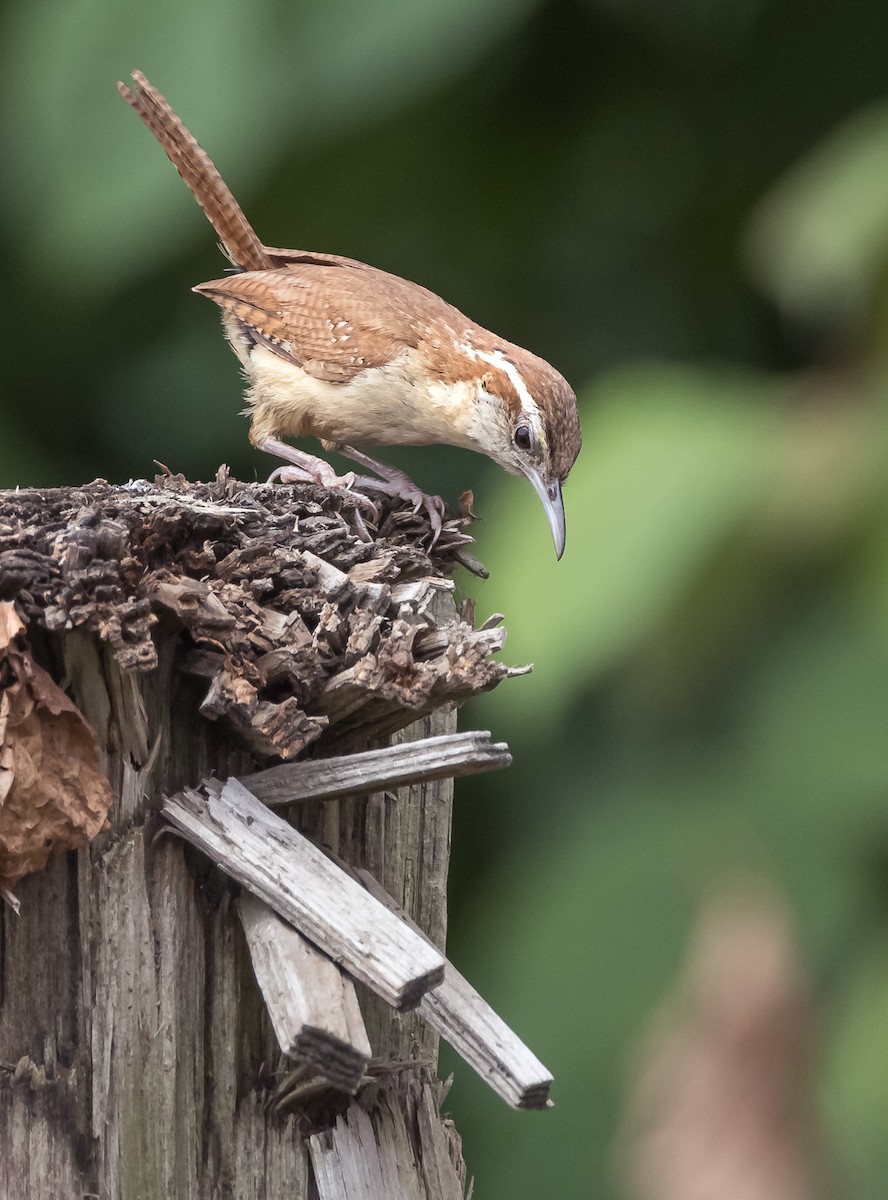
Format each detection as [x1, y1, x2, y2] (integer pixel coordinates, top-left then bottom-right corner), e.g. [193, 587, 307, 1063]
[390, 482, 445, 549]
[267, 464, 312, 486]
[423, 494, 446, 550]
[331, 445, 447, 550]
[351, 508, 373, 543]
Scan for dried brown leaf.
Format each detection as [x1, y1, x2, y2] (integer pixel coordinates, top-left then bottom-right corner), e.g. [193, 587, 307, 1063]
[0, 601, 114, 891]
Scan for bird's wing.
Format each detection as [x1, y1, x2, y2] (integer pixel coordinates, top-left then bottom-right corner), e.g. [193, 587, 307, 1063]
[194, 261, 412, 384]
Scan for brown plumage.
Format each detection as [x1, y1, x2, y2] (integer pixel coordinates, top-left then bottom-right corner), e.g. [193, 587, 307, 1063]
[119, 72, 581, 555]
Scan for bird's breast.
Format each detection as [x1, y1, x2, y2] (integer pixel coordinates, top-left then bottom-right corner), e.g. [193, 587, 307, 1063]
[242, 343, 480, 451]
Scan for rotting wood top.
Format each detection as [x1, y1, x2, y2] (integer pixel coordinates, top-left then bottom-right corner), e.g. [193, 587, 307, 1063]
[0, 469, 510, 759]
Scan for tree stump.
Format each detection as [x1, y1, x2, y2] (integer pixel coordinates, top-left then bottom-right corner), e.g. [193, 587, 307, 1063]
[0, 471, 523, 1199]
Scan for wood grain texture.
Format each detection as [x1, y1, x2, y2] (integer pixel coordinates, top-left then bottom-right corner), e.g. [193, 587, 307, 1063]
[238, 895, 370, 1093]
[309, 1080, 466, 1200]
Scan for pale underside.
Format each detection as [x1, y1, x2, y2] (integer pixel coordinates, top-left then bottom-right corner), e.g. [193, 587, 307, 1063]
[233, 335, 484, 456]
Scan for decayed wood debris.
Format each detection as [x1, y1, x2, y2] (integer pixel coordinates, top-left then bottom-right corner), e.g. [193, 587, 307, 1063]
[0, 471, 509, 769]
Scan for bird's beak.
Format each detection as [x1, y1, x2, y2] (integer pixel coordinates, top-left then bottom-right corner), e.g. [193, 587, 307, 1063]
[522, 466, 566, 559]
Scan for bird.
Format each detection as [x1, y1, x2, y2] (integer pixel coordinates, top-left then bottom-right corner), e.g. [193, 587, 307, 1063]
[118, 72, 581, 557]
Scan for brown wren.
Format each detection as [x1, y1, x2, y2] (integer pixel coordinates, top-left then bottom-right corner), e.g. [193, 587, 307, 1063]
[119, 72, 581, 557]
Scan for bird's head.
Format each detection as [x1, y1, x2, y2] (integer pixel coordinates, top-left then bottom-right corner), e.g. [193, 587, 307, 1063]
[464, 344, 581, 558]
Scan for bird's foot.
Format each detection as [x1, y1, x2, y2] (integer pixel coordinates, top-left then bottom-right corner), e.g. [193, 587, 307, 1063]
[335, 445, 446, 548]
[260, 438, 378, 519]
[267, 463, 378, 521]
[357, 474, 446, 548]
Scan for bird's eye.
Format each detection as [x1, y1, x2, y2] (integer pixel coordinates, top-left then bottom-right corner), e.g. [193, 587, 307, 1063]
[514, 425, 532, 451]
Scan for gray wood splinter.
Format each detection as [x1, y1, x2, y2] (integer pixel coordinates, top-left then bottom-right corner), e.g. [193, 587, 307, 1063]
[238, 729, 512, 806]
[237, 895, 372, 1094]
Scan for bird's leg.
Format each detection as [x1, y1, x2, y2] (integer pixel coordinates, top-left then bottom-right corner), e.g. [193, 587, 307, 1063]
[335, 444, 446, 546]
[258, 437, 377, 518]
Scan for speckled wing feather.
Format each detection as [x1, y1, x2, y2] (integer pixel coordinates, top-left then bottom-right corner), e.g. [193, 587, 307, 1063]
[194, 264, 405, 384]
[195, 256, 472, 385]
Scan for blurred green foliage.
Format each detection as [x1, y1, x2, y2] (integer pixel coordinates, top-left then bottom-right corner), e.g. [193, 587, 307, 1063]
[3, 1, 888, 1196]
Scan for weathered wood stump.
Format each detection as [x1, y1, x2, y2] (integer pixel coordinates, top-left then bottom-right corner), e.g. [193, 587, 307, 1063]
[0, 472, 545, 1199]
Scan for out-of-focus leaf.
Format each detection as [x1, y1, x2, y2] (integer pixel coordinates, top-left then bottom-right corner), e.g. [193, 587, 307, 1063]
[822, 945, 888, 1200]
[745, 102, 888, 325]
[758, 376, 887, 556]
[471, 363, 781, 730]
[583, 0, 764, 58]
[0, 0, 542, 290]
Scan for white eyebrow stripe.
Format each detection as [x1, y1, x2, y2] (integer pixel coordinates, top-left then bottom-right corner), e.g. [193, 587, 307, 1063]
[470, 348, 543, 432]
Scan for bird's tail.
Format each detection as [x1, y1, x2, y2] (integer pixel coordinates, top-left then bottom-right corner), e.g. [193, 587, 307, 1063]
[118, 71, 271, 273]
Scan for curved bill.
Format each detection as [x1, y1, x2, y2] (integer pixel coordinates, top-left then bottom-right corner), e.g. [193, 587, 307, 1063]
[522, 466, 566, 559]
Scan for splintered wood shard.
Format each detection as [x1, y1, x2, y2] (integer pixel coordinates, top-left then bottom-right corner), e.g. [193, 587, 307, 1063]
[162, 779, 445, 1009]
[359, 870, 554, 1110]
[419, 962, 553, 1110]
[237, 895, 371, 1094]
[308, 1081, 466, 1200]
[238, 729, 512, 806]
